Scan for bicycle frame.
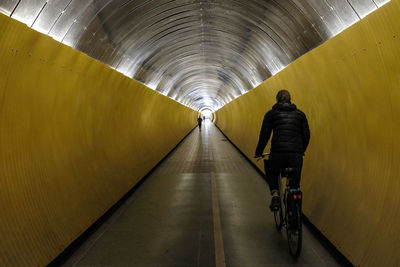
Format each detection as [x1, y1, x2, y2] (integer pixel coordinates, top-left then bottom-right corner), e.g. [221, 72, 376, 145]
[261, 154, 302, 257]
[259, 153, 302, 257]
[277, 170, 302, 225]
[277, 171, 294, 227]
[277, 169, 302, 257]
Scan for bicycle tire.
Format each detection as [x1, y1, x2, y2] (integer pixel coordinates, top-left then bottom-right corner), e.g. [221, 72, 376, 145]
[286, 203, 302, 257]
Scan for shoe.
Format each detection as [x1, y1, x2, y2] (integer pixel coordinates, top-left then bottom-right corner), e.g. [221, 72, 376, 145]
[269, 196, 280, 211]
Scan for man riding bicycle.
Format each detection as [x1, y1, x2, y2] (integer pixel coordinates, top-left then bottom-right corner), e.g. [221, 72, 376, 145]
[255, 90, 310, 211]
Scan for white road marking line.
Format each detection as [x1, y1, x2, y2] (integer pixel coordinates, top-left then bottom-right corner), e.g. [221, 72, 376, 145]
[210, 171, 226, 267]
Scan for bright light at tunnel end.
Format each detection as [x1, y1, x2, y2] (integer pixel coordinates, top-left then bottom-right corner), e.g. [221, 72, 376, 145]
[202, 109, 213, 117]
[199, 107, 216, 119]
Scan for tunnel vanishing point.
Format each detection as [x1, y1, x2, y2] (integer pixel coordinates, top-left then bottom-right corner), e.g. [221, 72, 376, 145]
[0, 0, 399, 266]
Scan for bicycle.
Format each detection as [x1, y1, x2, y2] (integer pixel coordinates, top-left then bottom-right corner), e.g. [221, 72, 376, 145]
[258, 153, 303, 258]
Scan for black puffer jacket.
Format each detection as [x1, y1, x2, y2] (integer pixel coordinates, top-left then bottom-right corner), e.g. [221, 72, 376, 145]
[255, 101, 310, 155]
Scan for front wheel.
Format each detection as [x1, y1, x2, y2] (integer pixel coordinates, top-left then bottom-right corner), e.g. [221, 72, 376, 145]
[286, 203, 302, 257]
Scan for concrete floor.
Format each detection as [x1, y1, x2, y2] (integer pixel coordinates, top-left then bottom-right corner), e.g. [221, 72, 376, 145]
[58, 121, 343, 267]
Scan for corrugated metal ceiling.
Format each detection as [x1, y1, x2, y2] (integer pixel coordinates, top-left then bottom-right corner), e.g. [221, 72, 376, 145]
[0, 0, 389, 110]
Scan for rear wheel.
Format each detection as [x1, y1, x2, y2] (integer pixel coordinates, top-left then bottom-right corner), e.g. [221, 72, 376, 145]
[286, 203, 302, 257]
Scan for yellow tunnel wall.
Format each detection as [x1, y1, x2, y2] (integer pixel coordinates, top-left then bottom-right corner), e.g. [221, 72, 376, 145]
[215, 1, 400, 266]
[0, 14, 197, 266]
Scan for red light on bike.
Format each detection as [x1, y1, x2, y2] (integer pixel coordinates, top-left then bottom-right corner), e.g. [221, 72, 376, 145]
[293, 195, 297, 199]
[298, 195, 302, 199]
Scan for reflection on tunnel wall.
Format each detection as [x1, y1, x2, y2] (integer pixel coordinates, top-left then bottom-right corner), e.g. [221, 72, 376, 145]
[0, 14, 196, 267]
[216, 0, 400, 266]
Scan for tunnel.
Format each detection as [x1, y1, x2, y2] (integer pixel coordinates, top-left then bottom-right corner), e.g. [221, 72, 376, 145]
[0, 0, 399, 266]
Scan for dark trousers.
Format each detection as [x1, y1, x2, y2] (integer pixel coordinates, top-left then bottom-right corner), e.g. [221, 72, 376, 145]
[264, 153, 303, 193]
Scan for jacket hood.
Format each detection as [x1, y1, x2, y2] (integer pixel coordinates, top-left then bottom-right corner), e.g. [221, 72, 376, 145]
[272, 102, 297, 111]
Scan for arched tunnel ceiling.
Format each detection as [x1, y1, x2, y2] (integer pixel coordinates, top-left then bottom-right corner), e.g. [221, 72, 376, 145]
[0, 0, 389, 110]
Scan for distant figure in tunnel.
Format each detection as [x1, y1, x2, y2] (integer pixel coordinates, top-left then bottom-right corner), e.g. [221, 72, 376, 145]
[255, 90, 310, 211]
[197, 116, 203, 130]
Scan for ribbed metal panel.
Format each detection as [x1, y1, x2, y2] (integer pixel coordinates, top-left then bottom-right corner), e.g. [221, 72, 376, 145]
[0, 12, 197, 266]
[0, 0, 390, 109]
[215, 1, 400, 265]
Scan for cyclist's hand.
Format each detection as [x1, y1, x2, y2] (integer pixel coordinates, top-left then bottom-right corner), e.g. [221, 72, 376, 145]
[254, 154, 264, 161]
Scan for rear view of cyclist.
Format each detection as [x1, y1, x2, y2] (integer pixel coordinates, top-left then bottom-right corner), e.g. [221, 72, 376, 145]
[255, 90, 310, 211]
